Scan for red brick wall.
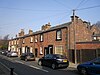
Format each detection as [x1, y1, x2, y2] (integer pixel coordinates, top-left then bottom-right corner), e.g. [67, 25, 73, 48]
[76, 43, 100, 49]
[34, 28, 68, 58]
[69, 17, 100, 49]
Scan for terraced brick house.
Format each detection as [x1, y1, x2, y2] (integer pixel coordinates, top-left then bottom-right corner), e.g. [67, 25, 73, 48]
[8, 15, 100, 63]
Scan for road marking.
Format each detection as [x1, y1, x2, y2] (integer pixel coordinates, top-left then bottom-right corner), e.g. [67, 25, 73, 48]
[29, 65, 49, 73]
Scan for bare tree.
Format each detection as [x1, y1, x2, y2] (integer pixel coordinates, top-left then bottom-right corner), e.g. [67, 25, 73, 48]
[3, 34, 9, 40]
[95, 21, 100, 28]
[0, 35, 9, 50]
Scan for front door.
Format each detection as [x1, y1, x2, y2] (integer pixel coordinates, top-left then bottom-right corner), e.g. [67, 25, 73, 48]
[48, 45, 53, 54]
[35, 48, 38, 57]
[27, 47, 30, 53]
[19, 48, 22, 55]
[44, 47, 48, 55]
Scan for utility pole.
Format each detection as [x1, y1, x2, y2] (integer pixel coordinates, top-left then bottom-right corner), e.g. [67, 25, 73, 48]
[73, 9, 77, 64]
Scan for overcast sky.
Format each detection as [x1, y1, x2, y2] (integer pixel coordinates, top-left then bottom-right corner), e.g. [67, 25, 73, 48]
[0, 0, 100, 39]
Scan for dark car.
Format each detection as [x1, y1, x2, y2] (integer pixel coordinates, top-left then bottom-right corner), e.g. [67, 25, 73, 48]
[1, 50, 7, 55]
[38, 54, 69, 69]
[77, 58, 100, 75]
[20, 53, 35, 61]
[1, 50, 10, 56]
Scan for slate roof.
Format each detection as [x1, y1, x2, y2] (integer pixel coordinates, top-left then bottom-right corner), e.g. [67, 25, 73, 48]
[11, 22, 71, 39]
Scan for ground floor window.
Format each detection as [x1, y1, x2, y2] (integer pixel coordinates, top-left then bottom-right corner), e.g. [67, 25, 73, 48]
[40, 47, 43, 55]
[30, 47, 33, 53]
[55, 46, 64, 55]
[22, 47, 25, 53]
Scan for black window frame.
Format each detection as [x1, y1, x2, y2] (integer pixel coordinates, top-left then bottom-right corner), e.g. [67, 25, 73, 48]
[56, 29, 62, 41]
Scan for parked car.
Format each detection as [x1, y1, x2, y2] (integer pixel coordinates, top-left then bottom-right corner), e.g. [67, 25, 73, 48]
[77, 58, 100, 75]
[20, 53, 35, 61]
[7, 51, 18, 57]
[38, 54, 69, 69]
[1, 50, 10, 56]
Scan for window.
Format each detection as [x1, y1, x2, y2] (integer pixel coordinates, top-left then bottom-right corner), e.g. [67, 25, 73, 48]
[9, 41, 11, 46]
[93, 32, 95, 35]
[40, 34, 43, 42]
[40, 47, 43, 55]
[23, 38, 25, 44]
[56, 30, 62, 40]
[12, 41, 13, 45]
[30, 47, 33, 53]
[93, 37, 97, 40]
[55, 46, 63, 55]
[22, 47, 25, 53]
[35, 36, 38, 43]
[30, 37, 33, 43]
[17, 40, 19, 44]
[14, 40, 16, 44]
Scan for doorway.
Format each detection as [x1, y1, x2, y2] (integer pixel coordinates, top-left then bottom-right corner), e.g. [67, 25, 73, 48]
[44, 47, 48, 55]
[35, 48, 38, 57]
[48, 45, 53, 54]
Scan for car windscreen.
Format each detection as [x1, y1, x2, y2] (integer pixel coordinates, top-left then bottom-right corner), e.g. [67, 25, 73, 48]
[55, 55, 67, 59]
[28, 53, 34, 57]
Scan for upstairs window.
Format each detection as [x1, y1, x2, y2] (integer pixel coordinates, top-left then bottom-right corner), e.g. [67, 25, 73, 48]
[23, 38, 25, 44]
[14, 40, 16, 44]
[40, 34, 43, 42]
[17, 40, 19, 44]
[12, 41, 13, 45]
[56, 30, 62, 41]
[30, 37, 33, 43]
[35, 36, 38, 43]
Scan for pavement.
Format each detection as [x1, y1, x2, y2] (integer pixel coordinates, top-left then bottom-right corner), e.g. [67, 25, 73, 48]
[69, 62, 78, 68]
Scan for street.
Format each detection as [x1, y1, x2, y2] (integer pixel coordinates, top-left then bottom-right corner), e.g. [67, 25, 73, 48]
[0, 54, 79, 75]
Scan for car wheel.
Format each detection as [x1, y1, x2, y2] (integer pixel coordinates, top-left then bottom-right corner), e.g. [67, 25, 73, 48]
[81, 68, 87, 75]
[38, 61, 42, 66]
[51, 63, 56, 69]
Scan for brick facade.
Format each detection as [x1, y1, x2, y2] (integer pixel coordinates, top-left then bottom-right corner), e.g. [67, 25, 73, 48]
[8, 15, 100, 63]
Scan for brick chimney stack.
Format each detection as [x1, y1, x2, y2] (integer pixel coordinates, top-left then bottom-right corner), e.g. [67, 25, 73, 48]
[19, 29, 24, 37]
[41, 22, 51, 30]
[29, 29, 33, 35]
[71, 15, 79, 23]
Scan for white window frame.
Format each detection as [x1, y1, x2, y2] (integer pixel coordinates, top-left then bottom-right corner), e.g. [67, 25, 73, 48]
[17, 40, 19, 45]
[56, 30, 62, 40]
[93, 37, 96, 40]
[30, 47, 33, 53]
[23, 39, 25, 44]
[40, 47, 43, 54]
[55, 45, 63, 55]
[35, 36, 38, 42]
[30, 37, 33, 43]
[40, 34, 43, 42]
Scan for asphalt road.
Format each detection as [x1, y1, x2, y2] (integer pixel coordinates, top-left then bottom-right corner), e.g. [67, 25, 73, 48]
[0, 54, 79, 75]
